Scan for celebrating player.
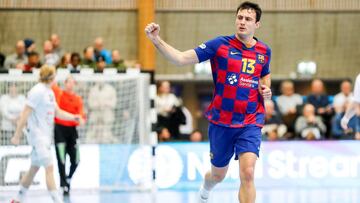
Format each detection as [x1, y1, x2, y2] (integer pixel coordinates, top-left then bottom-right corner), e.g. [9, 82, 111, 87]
[145, 1, 271, 203]
[10, 65, 83, 203]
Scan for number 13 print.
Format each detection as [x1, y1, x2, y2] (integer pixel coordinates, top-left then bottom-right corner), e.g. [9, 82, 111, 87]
[241, 58, 255, 74]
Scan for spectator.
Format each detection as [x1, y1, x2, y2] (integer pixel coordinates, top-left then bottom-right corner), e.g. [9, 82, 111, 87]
[333, 80, 353, 114]
[332, 80, 356, 138]
[158, 128, 171, 142]
[4, 40, 28, 69]
[57, 53, 71, 69]
[155, 81, 184, 140]
[276, 80, 303, 134]
[111, 50, 126, 71]
[95, 55, 107, 72]
[189, 130, 203, 142]
[24, 38, 36, 56]
[24, 51, 41, 71]
[0, 83, 26, 145]
[42, 40, 60, 66]
[179, 106, 194, 138]
[262, 100, 287, 141]
[82, 46, 96, 69]
[67, 53, 82, 72]
[86, 82, 117, 143]
[50, 34, 65, 58]
[276, 80, 303, 115]
[295, 103, 327, 140]
[94, 37, 112, 64]
[307, 79, 333, 138]
[341, 73, 360, 140]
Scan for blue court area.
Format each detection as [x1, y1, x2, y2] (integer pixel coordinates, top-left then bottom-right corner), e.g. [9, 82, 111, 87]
[1, 187, 360, 203]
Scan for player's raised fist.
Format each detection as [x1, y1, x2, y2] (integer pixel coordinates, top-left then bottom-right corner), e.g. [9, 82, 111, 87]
[145, 23, 160, 43]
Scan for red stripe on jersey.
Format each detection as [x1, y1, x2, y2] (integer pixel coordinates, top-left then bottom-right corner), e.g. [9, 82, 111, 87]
[217, 45, 229, 58]
[217, 69, 227, 83]
[234, 100, 248, 113]
[219, 110, 233, 124]
[223, 84, 237, 99]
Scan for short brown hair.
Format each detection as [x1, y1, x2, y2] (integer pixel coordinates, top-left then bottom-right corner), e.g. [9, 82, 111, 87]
[39, 64, 56, 83]
[236, 1, 262, 22]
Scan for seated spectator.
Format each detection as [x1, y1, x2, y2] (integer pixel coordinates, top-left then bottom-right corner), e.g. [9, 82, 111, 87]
[95, 55, 107, 72]
[67, 52, 82, 72]
[57, 53, 71, 69]
[276, 80, 303, 134]
[94, 37, 112, 64]
[111, 50, 126, 71]
[4, 40, 28, 69]
[332, 80, 356, 138]
[158, 128, 171, 142]
[155, 81, 184, 140]
[24, 38, 36, 56]
[50, 33, 65, 58]
[307, 79, 333, 138]
[189, 130, 203, 142]
[262, 100, 287, 141]
[295, 104, 327, 140]
[179, 106, 193, 138]
[24, 51, 41, 71]
[0, 83, 26, 144]
[42, 40, 60, 66]
[82, 46, 96, 69]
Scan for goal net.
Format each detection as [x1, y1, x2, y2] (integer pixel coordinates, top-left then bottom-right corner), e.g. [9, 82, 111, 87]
[0, 71, 154, 191]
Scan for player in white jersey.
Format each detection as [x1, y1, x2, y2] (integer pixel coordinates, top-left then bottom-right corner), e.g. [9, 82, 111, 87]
[10, 65, 83, 203]
[342, 73, 360, 138]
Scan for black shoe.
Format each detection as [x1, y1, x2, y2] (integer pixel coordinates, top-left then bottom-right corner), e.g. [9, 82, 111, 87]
[63, 186, 70, 196]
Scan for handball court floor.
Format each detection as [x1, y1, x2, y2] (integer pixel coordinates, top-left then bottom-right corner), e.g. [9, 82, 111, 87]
[1, 187, 359, 203]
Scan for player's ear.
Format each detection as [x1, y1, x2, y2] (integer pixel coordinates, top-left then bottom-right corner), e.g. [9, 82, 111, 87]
[255, 21, 261, 29]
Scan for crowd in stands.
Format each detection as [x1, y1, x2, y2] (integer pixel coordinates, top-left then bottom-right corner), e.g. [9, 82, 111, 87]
[156, 79, 359, 142]
[0, 36, 358, 143]
[0, 34, 133, 72]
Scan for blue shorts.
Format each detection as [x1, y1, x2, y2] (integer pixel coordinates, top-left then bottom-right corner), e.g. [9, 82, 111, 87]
[208, 123, 261, 167]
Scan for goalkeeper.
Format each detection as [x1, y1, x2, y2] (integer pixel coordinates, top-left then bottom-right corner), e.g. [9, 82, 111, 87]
[52, 75, 86, 195]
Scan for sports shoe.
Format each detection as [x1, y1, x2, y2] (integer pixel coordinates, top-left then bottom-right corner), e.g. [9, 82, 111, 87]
[198, 186, 209, 203]
[63, 186, 70, 196]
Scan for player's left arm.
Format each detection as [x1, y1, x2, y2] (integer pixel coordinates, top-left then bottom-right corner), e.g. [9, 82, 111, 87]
[260, 74, 272, 100]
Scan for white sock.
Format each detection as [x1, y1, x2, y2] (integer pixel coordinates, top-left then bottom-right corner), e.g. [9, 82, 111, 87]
[16, 185, 28, 201]
[199, 184, 210, 199]
[49, 190, 63, 203]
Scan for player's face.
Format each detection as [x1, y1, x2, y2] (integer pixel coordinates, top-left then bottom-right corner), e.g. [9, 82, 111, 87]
[235, 9, 260, 38]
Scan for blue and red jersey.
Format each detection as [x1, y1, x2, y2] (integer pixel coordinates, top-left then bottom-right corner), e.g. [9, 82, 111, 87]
[194, 35, 271, 128]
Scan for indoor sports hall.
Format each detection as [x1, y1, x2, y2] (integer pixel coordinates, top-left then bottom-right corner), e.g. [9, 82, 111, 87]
[0, 0, 359, 203]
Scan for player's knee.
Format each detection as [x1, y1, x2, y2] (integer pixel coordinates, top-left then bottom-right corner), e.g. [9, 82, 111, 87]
[211, 173, 226, 183]
[240, 166, 255, 183]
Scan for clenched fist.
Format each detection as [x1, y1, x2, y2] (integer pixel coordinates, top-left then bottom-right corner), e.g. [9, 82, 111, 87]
[145, 23, 160, 43]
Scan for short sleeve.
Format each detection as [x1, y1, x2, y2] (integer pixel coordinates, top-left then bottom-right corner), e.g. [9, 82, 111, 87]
[26, 88, 41, 109]
[194, 37, 223, 63]
[261, 48, 271, 77]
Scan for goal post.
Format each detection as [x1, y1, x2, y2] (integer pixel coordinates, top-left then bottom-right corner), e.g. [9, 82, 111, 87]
[0, 71, 156, 191]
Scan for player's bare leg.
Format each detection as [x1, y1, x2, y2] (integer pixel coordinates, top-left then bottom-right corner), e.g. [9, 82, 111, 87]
[199, 165, 228, 202]
[11, 166, 39, 203]
[45, 165, 63, 203]
[238, 152, 257, 203]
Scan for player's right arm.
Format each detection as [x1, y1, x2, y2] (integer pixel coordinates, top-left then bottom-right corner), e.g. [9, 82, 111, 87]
[145, 23, 199, 66]
[11, 105, 33, 145]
